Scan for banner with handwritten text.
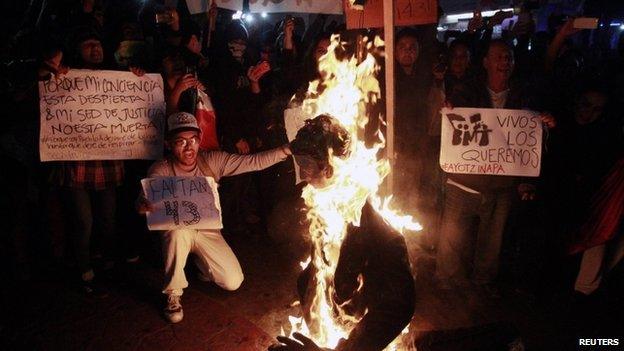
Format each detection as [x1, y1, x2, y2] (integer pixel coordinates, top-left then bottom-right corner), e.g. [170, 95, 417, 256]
[141, 177, 223, 231]
[250, 0, 342, 14]
[440, 107, 543, 177]
[344, 0, 438, 29]
[39, 70, 165, 161]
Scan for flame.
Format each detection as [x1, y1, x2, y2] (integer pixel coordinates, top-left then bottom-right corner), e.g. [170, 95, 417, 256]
[282, 34, 421, 350]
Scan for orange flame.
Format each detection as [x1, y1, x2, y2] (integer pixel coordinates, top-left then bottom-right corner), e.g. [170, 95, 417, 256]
[283, 34, 421, 350]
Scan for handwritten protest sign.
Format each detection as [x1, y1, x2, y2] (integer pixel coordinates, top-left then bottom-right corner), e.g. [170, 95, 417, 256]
[344, 0, 438, 29]
[250, 0, 343, 14]
[141, 176, 223, 231]
[39, 70, 165, 161]
[439, 107, 543, 177]
[186, 0, 243, 14]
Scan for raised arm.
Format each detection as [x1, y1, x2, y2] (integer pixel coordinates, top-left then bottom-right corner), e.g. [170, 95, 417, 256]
[208, 145, 290, 180]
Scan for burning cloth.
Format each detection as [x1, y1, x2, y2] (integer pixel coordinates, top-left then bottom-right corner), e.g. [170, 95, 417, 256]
[297, 201, 415, 351]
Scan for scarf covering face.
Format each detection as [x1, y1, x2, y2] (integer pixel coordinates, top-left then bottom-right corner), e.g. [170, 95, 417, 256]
[228, 41, 246, 61]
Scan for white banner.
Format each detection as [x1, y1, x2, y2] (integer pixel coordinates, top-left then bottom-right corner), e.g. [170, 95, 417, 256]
[39, 70, 165, 161]
[439, 107, 543, 177]
[186, 0, 243, 14]
[250, 0, 343, 14]
[142, 177, 223, 231]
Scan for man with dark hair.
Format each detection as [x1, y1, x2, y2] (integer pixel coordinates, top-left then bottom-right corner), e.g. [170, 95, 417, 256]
[48, 29, 144, 297]
[270, 115, 415, 351]
[137, 112, 291, 323]
[435, 39, 556, 293]
[394, 28, 428, 210]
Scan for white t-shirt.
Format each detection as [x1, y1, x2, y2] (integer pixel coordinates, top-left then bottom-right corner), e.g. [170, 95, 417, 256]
[487, 87, 509, 109]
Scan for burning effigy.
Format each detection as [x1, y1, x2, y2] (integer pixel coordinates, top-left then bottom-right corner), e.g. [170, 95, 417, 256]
[272, 34, 422, 351]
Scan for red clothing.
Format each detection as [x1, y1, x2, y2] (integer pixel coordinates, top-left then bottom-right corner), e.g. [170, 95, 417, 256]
[569, 155, 624, 254]
[55, 161, 124, 190]
[195, 90, 219, 150]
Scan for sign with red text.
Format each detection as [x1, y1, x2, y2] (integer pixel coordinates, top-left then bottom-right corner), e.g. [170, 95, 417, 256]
[344, 0, 437, 29]
[250, 0, 342, 14]
[440, 107, 543, 177]
[142, 177, 223, 230]
[38, 70, 165, 161]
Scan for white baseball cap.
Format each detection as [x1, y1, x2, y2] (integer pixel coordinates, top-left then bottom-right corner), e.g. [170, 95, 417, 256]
[167, 112, 201, 137]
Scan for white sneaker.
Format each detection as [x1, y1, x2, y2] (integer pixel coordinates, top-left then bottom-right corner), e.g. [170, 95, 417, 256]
[164, 294, 183, 323]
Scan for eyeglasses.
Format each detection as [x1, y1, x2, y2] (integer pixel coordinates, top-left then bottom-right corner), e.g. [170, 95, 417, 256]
[172, 136, 200, 148]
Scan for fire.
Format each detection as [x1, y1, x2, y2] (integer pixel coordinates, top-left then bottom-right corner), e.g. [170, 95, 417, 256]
[283, 34, 421, 350]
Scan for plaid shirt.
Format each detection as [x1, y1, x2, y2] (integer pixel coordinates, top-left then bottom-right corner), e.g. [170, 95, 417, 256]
[55, 161, 124, 190]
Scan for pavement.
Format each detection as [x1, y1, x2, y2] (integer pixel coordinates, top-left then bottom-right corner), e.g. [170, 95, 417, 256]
[2, 223, 623, 351]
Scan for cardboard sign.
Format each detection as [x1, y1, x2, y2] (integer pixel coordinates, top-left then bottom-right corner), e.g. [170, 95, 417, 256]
[142, 176, 223, 230]
[250, 0, 343, 14]
[344, 0, 438, 29]
[186, 0, 243, 14]
[439, 107, 543, 177]
[39, 70, 165, 161]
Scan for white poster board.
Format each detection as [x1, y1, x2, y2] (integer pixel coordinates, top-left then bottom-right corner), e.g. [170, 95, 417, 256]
[250, 0, 343, 14]
[284, 106, 312, 184]
[141, 176, 223, 231]
[39, 70, 165, 161]
[440, 107, 543, 177]
[186, 0, 243, 14]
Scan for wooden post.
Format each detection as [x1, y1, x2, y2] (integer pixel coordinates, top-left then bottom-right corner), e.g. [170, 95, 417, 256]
[383, 0, 395, 194]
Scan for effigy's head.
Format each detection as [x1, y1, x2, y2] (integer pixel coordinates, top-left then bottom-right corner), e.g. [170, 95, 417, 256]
[291, 114, 351, 187]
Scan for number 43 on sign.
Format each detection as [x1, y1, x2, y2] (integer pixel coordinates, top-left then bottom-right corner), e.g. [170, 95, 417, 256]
[141, 176, 222, 230]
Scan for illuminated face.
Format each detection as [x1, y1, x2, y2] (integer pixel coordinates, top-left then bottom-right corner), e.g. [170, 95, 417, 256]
[314, 39, 330, 63]
[449, 44, 470, 78]
[483, 44, 514, 82]
[395, 36, 419, 69]
[80, 39, 104, 65]
[169, 130, 200, 168]
[294, 155, 332, 188]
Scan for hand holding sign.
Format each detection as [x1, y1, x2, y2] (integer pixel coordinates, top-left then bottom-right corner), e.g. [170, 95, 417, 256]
[39, 69, 165, 161]
[440, 107, 544, 177]
[141, 177, 222, 230]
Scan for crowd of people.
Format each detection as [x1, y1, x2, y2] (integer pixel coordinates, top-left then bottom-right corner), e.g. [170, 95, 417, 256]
[1, 0, 623, 346]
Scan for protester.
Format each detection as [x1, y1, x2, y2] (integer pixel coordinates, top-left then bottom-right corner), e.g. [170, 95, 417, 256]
[571, 155, 624, 297]
[47, 30, 145, 296]
[393, 28, 428, 210]
[136, 112, 291, 323]
[2, 0, 623, 344]
[435, 39, 557, 295]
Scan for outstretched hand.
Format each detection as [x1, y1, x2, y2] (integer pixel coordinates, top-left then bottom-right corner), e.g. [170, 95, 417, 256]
[269, 333, 325, 351]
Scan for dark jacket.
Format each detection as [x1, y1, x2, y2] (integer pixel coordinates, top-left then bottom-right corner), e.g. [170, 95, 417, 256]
[297, 201, 415, 351]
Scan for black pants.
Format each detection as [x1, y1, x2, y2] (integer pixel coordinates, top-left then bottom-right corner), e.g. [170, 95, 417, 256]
[63, 188, 116, 277]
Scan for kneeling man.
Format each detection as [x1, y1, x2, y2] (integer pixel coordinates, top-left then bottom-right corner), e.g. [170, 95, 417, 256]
[138, 112, 291, 323]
